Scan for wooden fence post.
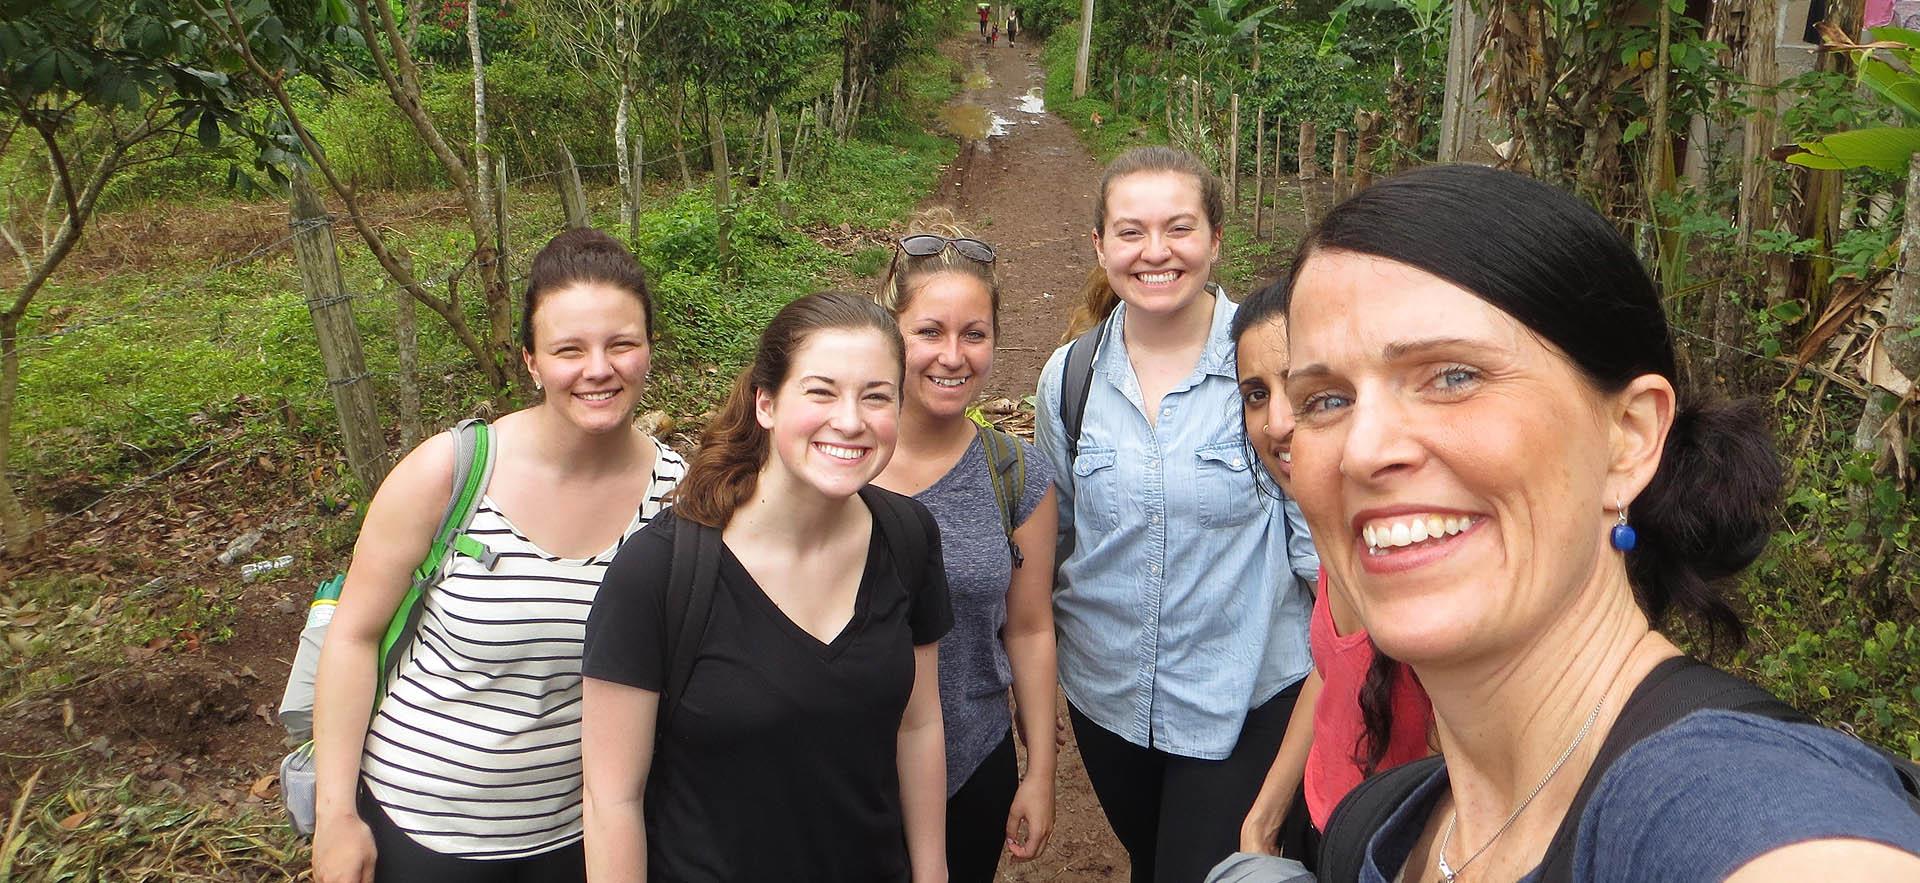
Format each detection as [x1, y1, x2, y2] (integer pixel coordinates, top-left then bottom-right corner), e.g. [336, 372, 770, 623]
[556, 139, 590, 229]
[1191, 78, 1201, 136]
[1298, 120, 1319, 179]
[1254, 106, 1265, 239]
[1353, 109, 1382, 193]
[1228, 94, 1241, 210]
[1332, 128, 1350, 202]
[289, 168, 388, 494]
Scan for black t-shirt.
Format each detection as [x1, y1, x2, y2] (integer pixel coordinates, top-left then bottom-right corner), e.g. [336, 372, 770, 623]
[582, 491, 953, 883]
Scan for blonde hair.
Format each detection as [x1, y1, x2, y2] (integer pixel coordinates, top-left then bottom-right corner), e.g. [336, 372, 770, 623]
[876, 206, 1002, 334]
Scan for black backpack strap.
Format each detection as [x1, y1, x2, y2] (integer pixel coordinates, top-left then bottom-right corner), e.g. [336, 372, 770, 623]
[1058, 321, 1107, 462]
[861, 485, 930, 581]
[1535, 656, 1920, 882]
[1317, 755, 1445, 882]
[978, 426, 1026, 568]
[660, 513, 722, 735]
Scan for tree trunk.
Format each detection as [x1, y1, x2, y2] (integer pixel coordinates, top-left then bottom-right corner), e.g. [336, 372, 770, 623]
[290, 169, 389, 495]
[1254, 106, 1265, 238]
[1073, 0, 1094, 98]
[1853, 153, 1920, 509]
[395, 261, 423, 452]
[708, 92, 734, 277]
[0, 313, 32, 555]
[616, 52, 635, 238]
[468, 0, 493, 236]
[671, 86, 694, 188]
[630, 134, 645, 244]
[1438, 0, 1489, 163]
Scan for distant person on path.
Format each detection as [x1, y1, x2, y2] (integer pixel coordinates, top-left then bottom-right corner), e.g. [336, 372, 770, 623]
[873, 209, 1060, 881]
[1287, 165, 1920, 881]
[1036, 146, 1319, 883]
[1229, 279, 1434, 868]
[309, 229, 685, 883]
[979, 4, 989, 39]
[1006, 10, 1018, 45]
[579, 292, 953, 883]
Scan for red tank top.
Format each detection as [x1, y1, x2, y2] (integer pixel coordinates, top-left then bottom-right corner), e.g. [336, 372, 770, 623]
[1304, 570, 1433, 829]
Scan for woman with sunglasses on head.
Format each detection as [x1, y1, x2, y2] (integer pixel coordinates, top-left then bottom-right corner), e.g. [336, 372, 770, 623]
[1285, 165, 1920, 882]
[872, 208, 1060, 881]
[1035, 146, 1320, 883]
[579, 292, 953, 883]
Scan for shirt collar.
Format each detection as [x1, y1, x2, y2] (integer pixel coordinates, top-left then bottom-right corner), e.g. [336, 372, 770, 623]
[1104, 282, 1239, 379]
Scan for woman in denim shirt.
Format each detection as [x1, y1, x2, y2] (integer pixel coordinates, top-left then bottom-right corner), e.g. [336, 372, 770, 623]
[1034, 146, 1319, 883]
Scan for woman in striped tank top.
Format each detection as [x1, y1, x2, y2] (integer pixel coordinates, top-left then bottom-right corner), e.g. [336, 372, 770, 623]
[311, 229, 685, 883]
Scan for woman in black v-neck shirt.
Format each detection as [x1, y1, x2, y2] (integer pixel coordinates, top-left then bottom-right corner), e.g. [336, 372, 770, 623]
[580, 293, 954, 883]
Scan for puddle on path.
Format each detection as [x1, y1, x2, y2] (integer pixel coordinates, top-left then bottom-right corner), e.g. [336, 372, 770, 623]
[938, 103, 1014, 141]
[1017, 88, 1045, 114]
[965, 64, 993, 91]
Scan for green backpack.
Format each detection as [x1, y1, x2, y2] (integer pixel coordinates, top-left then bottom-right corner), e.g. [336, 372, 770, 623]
[276, 419, 498, 835]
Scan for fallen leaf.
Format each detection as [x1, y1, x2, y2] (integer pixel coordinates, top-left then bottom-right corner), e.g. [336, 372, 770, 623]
[250, 774, 277, 799]
[59, 811, 90, 830]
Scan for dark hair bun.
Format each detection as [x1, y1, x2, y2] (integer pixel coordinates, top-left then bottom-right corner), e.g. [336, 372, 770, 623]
[1625, 395, 1782, 642]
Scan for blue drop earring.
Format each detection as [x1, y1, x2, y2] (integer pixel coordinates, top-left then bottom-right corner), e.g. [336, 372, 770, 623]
[1611, 498, 1638, 552]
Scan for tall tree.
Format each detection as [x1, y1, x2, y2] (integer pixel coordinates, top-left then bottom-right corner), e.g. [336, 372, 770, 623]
[189, 0, 520, 392]
[1075, 0, 1095, 97]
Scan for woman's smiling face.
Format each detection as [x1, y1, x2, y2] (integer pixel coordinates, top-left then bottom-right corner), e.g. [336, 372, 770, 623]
[755, 327, 902, 501]
[1094, 170, 1221, 318]
[897, 271, 995, 420]
[1282, 250, 1624, 666]
[1237, 314, 1295, 494]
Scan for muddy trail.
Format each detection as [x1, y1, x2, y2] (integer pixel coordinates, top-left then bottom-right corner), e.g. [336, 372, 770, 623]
[925, 34, 1130, 883]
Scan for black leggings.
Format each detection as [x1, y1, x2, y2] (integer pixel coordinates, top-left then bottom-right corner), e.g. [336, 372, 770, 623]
[1069, 681, 1309, 883]
[946, 730, 1020, 883]
[358, 788, 586, 883]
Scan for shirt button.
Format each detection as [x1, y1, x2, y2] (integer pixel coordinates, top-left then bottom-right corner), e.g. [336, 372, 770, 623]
[1160, 407, 1172, 418]
[1149, 564, 1161, 576]
[1231, 457, 1244, 468]
[1150, 514, 1162, 525]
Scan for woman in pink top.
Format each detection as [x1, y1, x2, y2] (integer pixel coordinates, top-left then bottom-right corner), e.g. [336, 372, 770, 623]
[1230, 279, 1433, 862]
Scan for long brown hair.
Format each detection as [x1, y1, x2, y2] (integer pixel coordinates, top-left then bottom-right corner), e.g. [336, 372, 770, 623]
[1074, 146, 1226, 336]
[876, 206, 1002, 334]
[672, 292, 904, 527]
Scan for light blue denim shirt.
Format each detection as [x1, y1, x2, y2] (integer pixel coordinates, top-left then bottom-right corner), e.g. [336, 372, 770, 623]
[1035, 289, 1317, 760]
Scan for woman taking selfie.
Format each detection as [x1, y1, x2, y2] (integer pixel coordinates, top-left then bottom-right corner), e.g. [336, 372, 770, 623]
[1282, 164, 1920, 882]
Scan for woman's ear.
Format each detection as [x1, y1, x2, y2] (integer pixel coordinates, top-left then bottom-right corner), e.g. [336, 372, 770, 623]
[1091, 229, 1106, 268]
[754, 386, 776, 431]
[1608, 373, 1676, 505]
[522, 348, 540, 393]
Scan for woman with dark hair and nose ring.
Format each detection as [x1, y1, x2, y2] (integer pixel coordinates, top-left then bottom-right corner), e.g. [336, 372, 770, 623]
[1281, 164, 1920, 882]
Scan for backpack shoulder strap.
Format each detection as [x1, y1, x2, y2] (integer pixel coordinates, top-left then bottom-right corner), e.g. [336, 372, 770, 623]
[660, 513, 722, 735]
[1535, 657, 1920, 882]
[977, 426, 1026, 568]
[1059, 321, 1107, 462]
[378, 419, 495, 700]
[1317, 755, 1445, 882]
[862, 485, 931, 582]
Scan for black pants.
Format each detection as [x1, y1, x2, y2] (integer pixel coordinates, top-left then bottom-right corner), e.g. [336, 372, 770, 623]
[945, 730, 1020, 883]
[359, 788, 586, 883]
[1069, 681, 1306, 883]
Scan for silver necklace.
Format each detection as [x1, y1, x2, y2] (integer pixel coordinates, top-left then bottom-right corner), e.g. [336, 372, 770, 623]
[1434, 687, 1609, 883]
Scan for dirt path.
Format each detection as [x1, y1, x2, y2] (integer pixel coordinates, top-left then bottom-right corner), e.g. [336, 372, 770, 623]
[927, 36, 1102, 403]
[923, 34, 1132, 883]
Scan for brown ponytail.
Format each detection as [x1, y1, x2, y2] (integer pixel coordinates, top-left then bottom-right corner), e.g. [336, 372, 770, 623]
[1061, 266, 1117, 342]
[671, 291, 904, 527]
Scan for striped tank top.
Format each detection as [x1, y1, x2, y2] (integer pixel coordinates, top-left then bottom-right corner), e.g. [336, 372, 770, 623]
[360, 438, 685, 859]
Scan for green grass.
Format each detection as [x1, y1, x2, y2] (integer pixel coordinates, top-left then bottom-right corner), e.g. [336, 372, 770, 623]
[1040, 28, 1166, 163]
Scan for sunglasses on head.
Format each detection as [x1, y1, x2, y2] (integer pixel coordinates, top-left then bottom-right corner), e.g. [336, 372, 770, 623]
[897, 234, 996, 264]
